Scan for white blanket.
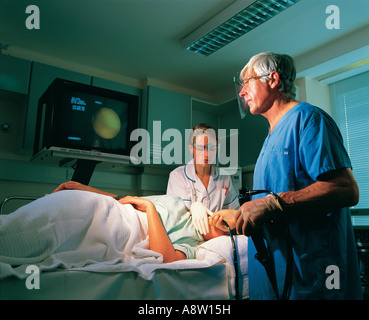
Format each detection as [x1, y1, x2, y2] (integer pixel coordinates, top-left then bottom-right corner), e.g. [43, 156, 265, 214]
[0, 190, 248, 299]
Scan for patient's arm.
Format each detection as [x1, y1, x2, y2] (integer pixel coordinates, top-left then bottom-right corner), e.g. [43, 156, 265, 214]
[118, 196, 186, 263]
[53, 181, 119, 198]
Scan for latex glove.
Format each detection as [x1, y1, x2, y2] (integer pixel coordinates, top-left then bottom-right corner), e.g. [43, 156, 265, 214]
[190, 202, 213, 235]
[235, 194, 283, 236]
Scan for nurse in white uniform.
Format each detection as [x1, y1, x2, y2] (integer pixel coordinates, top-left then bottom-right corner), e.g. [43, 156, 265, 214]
[166, 123, 239, 234]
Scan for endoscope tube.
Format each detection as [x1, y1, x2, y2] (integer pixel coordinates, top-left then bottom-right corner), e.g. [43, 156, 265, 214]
[222, 220, 239, 300]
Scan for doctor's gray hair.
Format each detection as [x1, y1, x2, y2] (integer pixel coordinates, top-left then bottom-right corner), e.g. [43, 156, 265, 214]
[189, 123, 218, 145]
[240, 52, 296, 102]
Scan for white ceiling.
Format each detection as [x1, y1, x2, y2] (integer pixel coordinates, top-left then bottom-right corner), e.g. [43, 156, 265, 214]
[1, 0, 369, 103]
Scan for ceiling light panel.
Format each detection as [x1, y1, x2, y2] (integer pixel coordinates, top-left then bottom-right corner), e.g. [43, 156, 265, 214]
[183, 0, 301, 56]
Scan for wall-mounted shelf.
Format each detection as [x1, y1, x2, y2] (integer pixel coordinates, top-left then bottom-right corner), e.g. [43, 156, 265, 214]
[31, 147, 142, 184]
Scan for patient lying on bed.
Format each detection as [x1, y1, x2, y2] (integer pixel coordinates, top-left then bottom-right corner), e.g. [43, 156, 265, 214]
[51, 181, 237, 262]
[117, 195, 235, 262]
[0, 188, 237, 280]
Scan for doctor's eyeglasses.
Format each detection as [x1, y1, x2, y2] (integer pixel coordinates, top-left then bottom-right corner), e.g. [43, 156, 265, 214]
[233, 72, 270, 119]
[240, 74, 270, 88]
[193, 143, 217, 152]
[235, 74, 271, 91]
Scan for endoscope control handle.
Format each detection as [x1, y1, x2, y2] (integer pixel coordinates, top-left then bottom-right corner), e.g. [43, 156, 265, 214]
[238, 187, 251, 206]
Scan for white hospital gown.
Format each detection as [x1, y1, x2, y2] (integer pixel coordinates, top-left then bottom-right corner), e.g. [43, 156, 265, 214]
[144, 194, 204, 259]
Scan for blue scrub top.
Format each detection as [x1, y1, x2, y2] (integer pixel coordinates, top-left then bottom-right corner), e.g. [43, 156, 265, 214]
[250, 102, 362, 299]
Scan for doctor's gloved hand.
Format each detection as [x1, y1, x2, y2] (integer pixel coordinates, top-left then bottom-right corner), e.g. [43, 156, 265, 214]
[190, 202, 213, 235]
[235, 194, 283, 236]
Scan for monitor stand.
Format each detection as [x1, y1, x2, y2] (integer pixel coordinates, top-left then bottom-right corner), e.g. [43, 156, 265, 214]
[71, 159, 100, 185]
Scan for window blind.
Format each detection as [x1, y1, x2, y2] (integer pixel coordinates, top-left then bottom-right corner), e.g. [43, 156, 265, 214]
[330, 71, 369, 209]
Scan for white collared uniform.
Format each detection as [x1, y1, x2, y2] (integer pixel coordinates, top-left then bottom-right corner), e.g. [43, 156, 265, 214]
[166, 159, 239, 212]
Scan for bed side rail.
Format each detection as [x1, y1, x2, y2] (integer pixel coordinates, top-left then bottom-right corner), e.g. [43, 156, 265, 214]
[0, 196, 38, 214]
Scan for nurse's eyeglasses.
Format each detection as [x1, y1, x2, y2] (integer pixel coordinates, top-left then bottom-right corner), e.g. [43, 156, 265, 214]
[193, 143, 217, 152]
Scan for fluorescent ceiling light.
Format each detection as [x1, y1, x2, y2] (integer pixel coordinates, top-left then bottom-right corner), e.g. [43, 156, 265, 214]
[182, 0, 301, 56]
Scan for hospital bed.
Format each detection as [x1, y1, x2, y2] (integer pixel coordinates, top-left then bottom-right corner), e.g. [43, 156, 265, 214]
[0, 191, 249, 300]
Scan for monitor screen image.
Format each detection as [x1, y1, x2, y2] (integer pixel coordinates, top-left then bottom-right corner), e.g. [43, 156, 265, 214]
[57, 90, 129, 153]
[34, 78, 139, 161]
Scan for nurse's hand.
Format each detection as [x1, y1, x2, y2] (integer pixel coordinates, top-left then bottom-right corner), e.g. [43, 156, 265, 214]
[235, 195, 283, 236]
[190, 202, 213, 235]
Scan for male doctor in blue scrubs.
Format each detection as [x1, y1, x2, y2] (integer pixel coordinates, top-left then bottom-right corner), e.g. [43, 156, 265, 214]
[233, 52, 362, 299]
